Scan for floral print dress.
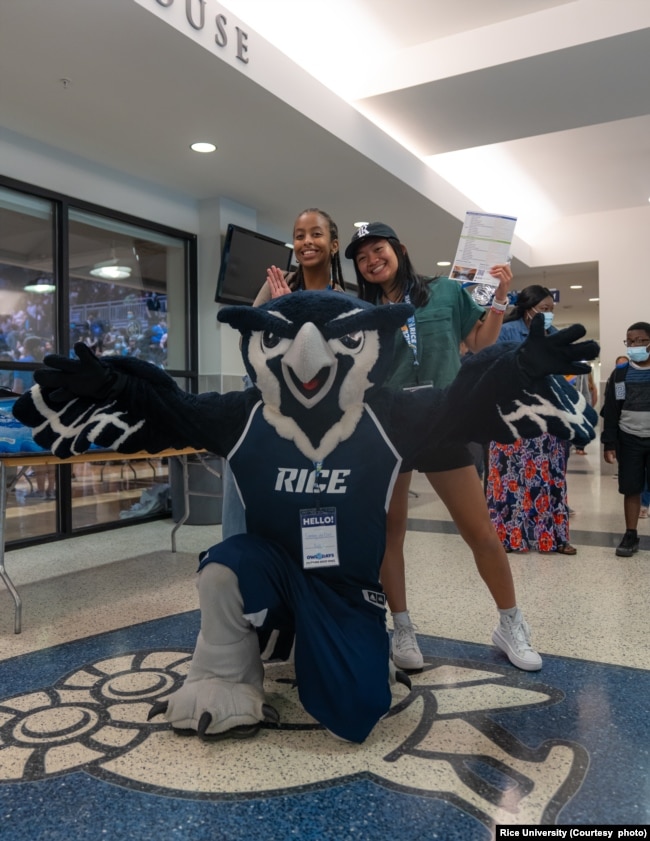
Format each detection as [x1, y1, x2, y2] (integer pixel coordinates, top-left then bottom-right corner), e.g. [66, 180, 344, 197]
[486, 433, 570, 552]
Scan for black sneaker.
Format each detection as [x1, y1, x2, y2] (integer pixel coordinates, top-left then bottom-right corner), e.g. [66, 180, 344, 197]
[616, 529, 640, 557]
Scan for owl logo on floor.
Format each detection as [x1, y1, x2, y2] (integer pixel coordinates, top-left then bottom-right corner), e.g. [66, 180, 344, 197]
[0, 650, 588, 828]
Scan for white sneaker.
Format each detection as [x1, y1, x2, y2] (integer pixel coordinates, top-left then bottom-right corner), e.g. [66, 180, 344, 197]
[639, 507, 648, 519]
[492, 610, 543, 671]
[391, 622, 424, 670]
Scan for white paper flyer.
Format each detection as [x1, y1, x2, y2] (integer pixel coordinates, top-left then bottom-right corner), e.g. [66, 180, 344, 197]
[450, 211, 517, 288]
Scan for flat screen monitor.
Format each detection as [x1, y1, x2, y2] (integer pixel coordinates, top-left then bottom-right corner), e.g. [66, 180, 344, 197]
[215, 224, 293, 305]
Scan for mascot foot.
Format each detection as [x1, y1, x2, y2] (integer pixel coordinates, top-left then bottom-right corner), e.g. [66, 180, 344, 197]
[147, 676, 279, 740]
[389, 660, 413, 690]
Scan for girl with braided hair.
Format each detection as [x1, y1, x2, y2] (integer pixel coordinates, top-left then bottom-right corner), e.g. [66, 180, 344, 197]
[221, 209, 347, 545]
[253, 208, 346, 305]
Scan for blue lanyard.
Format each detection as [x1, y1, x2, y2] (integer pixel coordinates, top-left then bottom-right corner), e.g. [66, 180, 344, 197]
[398, 294, 418, 368]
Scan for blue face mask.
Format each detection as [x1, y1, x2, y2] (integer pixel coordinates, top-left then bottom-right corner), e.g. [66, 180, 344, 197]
[627, 346, 650, 363]
[532, 307, 554, 329]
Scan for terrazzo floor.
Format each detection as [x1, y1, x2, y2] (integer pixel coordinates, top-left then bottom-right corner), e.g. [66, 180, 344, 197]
[1, 450, 648, 839]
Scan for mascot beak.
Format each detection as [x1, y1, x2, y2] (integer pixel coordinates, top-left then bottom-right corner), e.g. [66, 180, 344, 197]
[281, 322, 337, 406]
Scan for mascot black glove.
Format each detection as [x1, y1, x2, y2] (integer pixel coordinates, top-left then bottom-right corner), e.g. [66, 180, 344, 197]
[34, 342, 127, 404]
[517, 314, 599, 385]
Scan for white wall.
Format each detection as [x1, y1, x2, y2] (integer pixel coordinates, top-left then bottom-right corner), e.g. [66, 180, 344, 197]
[532, 204, 650, 383]
[0, 129, 198, 233]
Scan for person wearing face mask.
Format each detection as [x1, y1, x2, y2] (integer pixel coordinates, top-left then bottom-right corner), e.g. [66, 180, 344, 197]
[601, 321, 650, 556]
[486, 285, 579, 555]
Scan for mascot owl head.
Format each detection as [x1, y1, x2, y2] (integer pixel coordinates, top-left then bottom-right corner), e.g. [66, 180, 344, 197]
[218, 291, 413, 453]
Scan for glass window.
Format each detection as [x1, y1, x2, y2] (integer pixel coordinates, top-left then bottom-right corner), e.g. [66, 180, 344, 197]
[0, 187, 56, 390]
[0, 188, 58, 539]
[0, 180, 195, 547]
[68, 209, 187, 369]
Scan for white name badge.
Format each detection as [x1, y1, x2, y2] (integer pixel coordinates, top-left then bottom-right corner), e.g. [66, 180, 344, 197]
[300, 507, 340, 569]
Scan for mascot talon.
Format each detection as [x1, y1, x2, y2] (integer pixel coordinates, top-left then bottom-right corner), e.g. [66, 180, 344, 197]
[395, 669, 412, 689]
[147, 700, 169, 721]
[262, 703, 281, 725]
[389, 660, 414, 689]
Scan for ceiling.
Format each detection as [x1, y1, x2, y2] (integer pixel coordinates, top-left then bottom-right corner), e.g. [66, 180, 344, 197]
[1, 0, 649, 342]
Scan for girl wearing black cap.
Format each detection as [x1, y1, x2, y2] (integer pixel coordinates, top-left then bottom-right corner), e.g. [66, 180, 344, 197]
[345, 222, 542, 674]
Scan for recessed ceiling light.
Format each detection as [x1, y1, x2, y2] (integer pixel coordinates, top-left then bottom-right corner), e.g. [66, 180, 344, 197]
[437, 261, 451, 267]
[589, 297, 600, 302]
[570, 285, 582, 289]
[190, 142, 217, 153]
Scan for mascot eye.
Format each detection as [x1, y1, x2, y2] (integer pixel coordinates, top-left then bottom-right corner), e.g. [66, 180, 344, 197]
[262, 331, 281, 349]
[333, 331, 364, 353]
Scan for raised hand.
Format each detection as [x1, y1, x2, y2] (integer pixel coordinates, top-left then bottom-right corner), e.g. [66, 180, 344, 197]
[488, 262, 513, 301]
[517, 314, 599, 383]
[34, 342, 126, 403]
[266, 265, 292, 299]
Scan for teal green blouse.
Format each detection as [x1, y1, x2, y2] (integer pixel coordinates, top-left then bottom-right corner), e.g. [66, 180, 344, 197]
[383, 277, 484, 391]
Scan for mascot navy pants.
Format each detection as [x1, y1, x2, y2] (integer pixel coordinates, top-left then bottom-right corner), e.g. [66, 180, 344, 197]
[198, 534, 391, 743]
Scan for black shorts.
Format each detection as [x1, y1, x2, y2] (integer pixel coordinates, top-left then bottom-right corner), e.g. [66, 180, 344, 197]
[616, 430, 650, 496]
[405, 442, 476, 474]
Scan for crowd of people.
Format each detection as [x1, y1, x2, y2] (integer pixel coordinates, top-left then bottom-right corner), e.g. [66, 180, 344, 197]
[0, 295, 169, 384]
[70, 307, 168, 366]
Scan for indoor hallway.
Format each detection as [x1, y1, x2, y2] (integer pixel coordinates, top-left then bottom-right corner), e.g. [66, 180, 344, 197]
[0, 450, 648, 838]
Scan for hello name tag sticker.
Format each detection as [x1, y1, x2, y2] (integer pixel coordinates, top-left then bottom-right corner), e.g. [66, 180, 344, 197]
[300, 507, 340, 569]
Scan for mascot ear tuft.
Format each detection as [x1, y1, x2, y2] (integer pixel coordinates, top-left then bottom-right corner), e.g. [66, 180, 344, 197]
[218, 305, 276, 334]
[217, 290, 414, 338]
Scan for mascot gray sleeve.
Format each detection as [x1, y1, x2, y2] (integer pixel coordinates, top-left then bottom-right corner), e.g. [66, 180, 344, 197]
[12, 292, 598, 743]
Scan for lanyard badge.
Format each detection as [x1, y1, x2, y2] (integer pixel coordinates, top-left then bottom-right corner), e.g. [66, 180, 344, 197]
[299, 460, 340, 569]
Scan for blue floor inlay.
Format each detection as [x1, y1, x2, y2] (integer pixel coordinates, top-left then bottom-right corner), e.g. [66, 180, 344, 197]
[1, 612, 648, 839]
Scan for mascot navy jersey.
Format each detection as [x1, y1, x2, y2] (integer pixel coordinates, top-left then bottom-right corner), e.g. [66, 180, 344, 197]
[228, 400, 401, 593]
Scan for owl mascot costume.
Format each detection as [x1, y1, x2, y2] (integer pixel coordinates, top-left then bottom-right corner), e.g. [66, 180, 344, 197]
[13, 291, 598, 744]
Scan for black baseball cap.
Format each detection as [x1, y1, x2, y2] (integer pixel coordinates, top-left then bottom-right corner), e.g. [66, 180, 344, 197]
[344, 222, 399, 259]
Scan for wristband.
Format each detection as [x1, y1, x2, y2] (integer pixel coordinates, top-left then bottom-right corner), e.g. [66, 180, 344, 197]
[491, 298, 508, 312]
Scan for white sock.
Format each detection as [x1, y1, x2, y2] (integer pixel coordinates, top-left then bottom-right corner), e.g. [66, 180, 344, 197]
[392, 610, 411, 628]
[499, 606, 519, 622]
